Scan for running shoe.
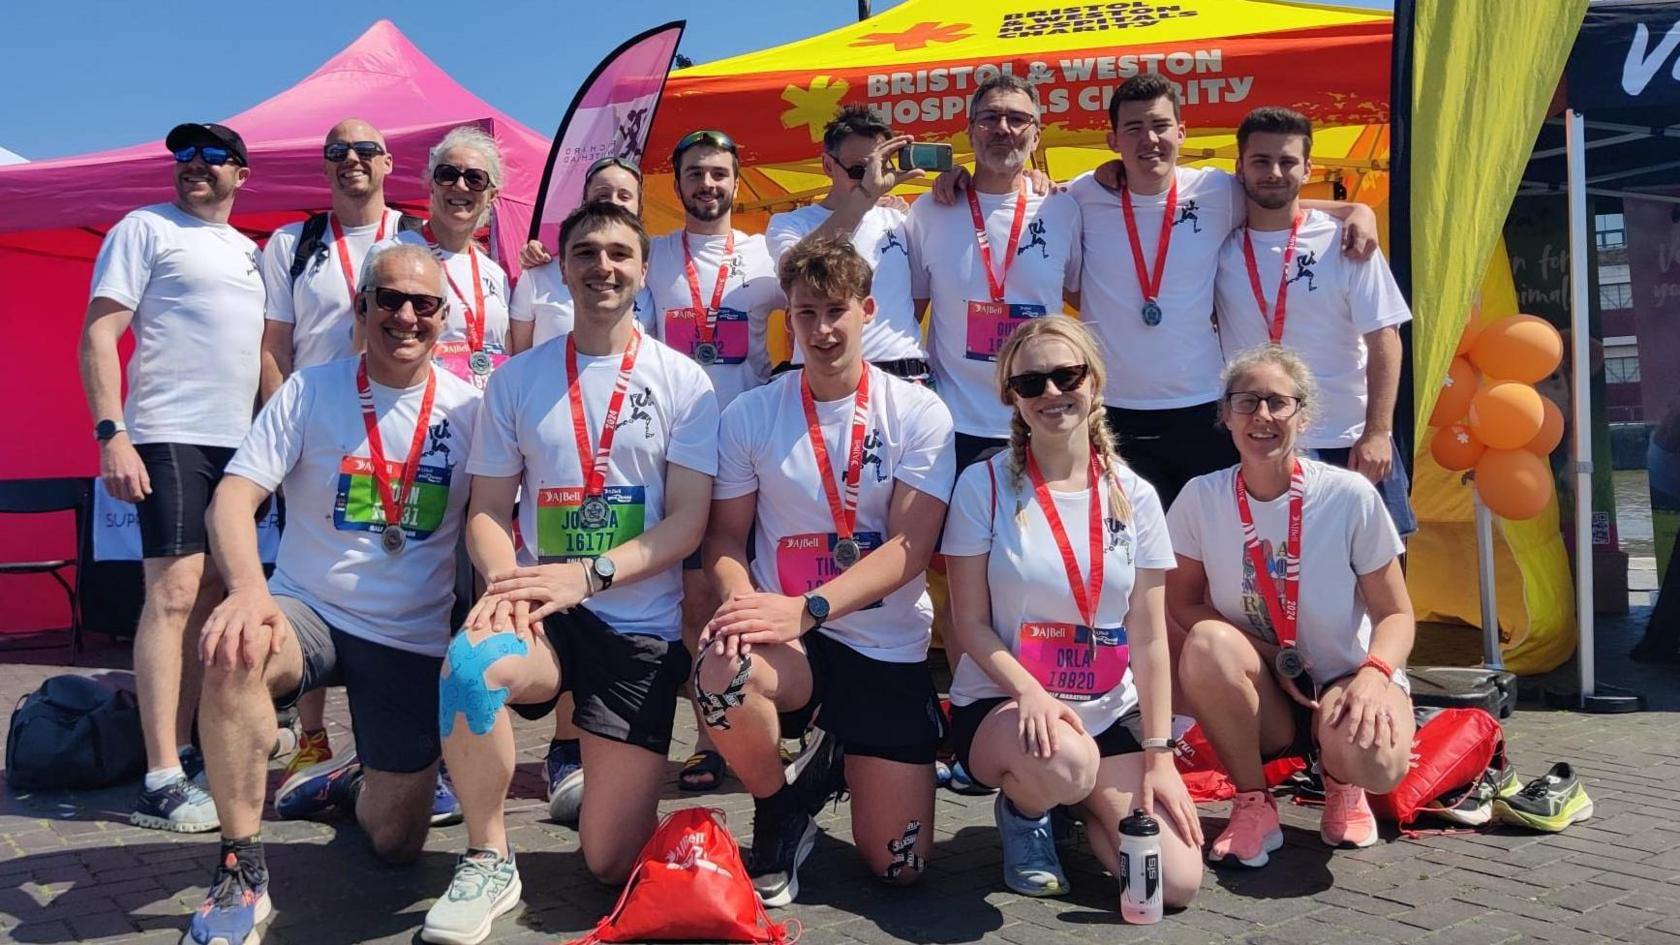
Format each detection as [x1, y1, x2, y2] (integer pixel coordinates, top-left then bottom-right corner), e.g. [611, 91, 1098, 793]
[747, 790, 817, 908]
[786, 727, 847, 815]
[1421, 758, 1517, 827]
[1490, 756, 1522, 799]
[275, 752, 362, 820]
[421, 848, 523, 945]
[995, 793, 1068, 896]
[433, 765, 463, 827]
[180, 745, 208, 785]
[131, 775, 220, 833]
[1493, 763, 1594, 832]
[947, 760, 994, 796]
[284, 729, 332, 777]
[183, 848, 271, 945]
[1321, 773, 1379, 848]
[1050, 805, 1081, 848]
[544, 741, 584, 826]
[1208, 790, 1283, 868]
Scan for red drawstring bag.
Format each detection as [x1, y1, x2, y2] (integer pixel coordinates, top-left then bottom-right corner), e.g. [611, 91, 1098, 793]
[1174, 723, 1307, 803]
[564, 807, 797, 945]
[1368, 707, 1503, 830]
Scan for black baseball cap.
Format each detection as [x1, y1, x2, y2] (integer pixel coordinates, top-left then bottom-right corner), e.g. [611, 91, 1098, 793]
[165, 122, 249, 166]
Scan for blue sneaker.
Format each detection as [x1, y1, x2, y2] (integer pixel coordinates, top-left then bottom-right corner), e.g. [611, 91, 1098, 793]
[180, 745, 207, 784]
[947, 760, 995, 796]
[183, 849, 271, 945]
[275, 751, 362, 820]
[433, 765, 463, 827]
[132, 775, 220, 833]
[545, 741, 583, 826]
[995, 793, 1069, 897]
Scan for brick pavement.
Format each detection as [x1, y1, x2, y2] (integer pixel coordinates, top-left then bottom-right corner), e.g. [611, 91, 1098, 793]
[2, 630, 1678, 945]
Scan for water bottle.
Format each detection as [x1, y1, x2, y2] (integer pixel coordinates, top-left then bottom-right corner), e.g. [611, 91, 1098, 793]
[1118, 809, 1163, 924]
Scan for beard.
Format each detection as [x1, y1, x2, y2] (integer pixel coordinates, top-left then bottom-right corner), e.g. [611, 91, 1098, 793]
[977, 141, 1031, 177]
[1243, 181, 1299, 210]
[682, 190, 732, 222]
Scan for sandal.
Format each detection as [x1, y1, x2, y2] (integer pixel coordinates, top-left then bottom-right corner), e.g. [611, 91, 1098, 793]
[678, 749, 726, 792]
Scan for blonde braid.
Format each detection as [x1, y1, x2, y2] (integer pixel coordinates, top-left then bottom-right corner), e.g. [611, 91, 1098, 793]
[1090, 410, 1134, 525]
[1006, 410, 1032, 525]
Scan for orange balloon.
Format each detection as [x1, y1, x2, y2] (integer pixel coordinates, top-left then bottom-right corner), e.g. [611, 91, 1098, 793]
[1468, 380, 1545, 450]
[1455, 318, 1483, 358]
[1430, 424, 1486, 471]
[1469, 314, 1564, 383]
[1428, 357, 1479, 427]
[1475, 448, 1553, 520]
[1525, 397, 1565, 456]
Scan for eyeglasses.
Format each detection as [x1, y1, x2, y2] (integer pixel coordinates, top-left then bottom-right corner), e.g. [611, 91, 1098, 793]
[672, 129, 737, 167]
[364, 286, 445, 318]
[432, 163, 493, 192]
[1225, 392, 1303, 418]
[1007, 364, 1090, 399]
[585, 156, 644, 183]
[173, 145, 239, 167]
[827, 153, 867, 181]
[974, 110, 1039, 132]
[324, 141, 385, 163]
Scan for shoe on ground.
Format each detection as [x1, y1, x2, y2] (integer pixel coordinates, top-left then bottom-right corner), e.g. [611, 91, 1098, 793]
[544, 742, 584, 826]
[747, 790, 817, 908]
[1423, 759, 1518, 827]
[182, 850, 271, 945]
[1493, 762, 1593, 832]
[275, 752, 362, 820]
[180, 745, 208, 785]
[421, 848, 523, 945]
[432, 765, 463, 828]
[132, 775, 219, 834]
[1208, 790, 1283, 867]
[995, 793, 1069, 896]
[1490, 757, 1522, 799]
[786, 727, 847, 815]
[1321, 773, 1379, 848]
[284, 729, 332, 777]
[946, 760, 995, 796]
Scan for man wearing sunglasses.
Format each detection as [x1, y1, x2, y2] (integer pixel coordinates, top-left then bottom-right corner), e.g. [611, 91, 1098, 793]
[766, 107, 929, 383]
[187, 244, 482, 945]
[78, 121, 265, 835]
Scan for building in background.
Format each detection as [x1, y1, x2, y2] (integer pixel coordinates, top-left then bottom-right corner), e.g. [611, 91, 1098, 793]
[1598, 208, 1642, 424]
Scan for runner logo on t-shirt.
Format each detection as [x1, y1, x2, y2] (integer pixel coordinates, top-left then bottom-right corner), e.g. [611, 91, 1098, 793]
[1104, 515, 1132, 562]
[1175, 200, 1201, 233]
[1287, 250, 1320, 293]
[1016, 219, 1050, 259]
[880, 230, 908, 258]
[424, 418, 457, 465]
[610, 387, 659, 438]
[862, 428, 888, 483]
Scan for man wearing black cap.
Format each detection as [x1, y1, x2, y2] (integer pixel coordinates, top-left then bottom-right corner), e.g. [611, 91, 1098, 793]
[77, 121, 265, 834]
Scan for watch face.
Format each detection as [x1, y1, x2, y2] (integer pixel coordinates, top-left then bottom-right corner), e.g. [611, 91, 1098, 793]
[805, 594, 830, 621]
[593, 556, 616, 578]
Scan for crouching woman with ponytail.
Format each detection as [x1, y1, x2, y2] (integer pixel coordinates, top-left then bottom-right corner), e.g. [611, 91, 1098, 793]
[943, 315, 1204, 909]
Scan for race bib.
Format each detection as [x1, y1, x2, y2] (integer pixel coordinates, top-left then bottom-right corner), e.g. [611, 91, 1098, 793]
[535, 485, 646, 562]
[433, 340, 509, 390]
[332, 455, 452, 540]
[1017, 622, 1129, 702]
[663, 307, 749, 364]
[965, 301, 1046, 361]
[774, 531, 884, 610]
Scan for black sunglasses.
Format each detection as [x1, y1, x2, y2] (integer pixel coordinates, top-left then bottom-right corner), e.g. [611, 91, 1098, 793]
[173, 145, 240, 167]
[364, 286, 445, 318]
[324, 141, 385, 163]
[432, 163, 493, 192]
[1007, 364, 1090, 399]
[672, 129, 737, 166]
[827, 152, 867, 181]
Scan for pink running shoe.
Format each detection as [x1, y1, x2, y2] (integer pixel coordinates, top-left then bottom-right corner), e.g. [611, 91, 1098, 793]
[1321, 773, 1379, 848]
[1208, 790, 1283, 867]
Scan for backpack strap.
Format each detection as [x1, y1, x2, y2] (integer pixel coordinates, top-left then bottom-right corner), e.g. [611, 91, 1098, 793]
[288, 212, 332, 286]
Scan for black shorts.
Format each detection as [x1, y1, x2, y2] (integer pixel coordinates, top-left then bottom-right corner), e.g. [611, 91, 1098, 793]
[774, 630, 945, 765]
[276, 595, 442, 774]
[954, 433, 1008, 471]
[949, 697, 1144, 791]
[134, 442, 236, 558]
[1104, 402, 1239, 510]
[510, 605, 692, 754]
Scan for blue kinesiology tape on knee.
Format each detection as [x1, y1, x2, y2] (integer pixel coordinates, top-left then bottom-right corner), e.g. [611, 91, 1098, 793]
[693, 652, 753, 730]
[884, 820, 925, 880]
[438, 632, 529, 738]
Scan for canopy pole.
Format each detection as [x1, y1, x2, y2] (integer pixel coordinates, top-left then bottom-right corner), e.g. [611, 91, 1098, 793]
[1565, 108, 1596, 705]
[1474, 493, 1503, 670]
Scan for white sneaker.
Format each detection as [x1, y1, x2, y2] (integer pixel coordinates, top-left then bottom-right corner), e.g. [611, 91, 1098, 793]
[421, 848, 522, 945]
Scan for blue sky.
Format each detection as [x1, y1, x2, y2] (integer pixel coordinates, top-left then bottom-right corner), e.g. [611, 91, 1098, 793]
[0, 0, 1389, 161]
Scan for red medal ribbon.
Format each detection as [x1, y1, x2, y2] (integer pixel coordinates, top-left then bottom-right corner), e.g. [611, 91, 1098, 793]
[965, 181, 1029, 302]
[1234, 460, 1305, 650]
[1025, 451, 1108, 629]
[424, 225, 488, 355]
[1241, 212, 1305, 345]
[329, 211, 390, 304]
[565, 330, 643, 499]
[355, 355, 437, 533]
[1119, 176, 1178, 310]
[681, 230, 735, 347]
[800, 366, 872, 543]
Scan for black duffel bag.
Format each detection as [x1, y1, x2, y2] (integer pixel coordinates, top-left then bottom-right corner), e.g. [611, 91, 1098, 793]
[6, 672, 146, 790]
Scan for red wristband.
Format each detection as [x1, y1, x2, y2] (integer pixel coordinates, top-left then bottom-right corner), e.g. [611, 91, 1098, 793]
[1358, 655, 1395, 682]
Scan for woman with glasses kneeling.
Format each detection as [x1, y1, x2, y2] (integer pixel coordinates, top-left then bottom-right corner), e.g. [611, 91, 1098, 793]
[1167, 344, 1415, 868]
[944, 316, 1203, 908]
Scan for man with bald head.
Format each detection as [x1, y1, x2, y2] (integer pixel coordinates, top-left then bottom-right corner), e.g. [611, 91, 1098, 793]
[188, 243, 481, 945]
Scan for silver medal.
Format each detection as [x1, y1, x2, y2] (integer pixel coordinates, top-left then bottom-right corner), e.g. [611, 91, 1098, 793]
[469, 350, 493, 376]
[1274, 646, 1305, 679]
[579, 494, 612, 530]
[1140, 300, 1163, 326]
[694, 342, 719, 365]
[832, 537, 862, 570]
[380, 524, 406, 555]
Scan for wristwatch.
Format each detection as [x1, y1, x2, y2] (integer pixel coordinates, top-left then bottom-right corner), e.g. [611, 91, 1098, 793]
[588, 556, 616, 593]
[1141, 737, 1178, 753]
[803, 593, 831, 631]
[94, 419, 125, 442]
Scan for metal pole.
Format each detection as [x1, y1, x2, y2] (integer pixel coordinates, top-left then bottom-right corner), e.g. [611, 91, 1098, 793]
[858, 0, 871, 20]
[1565, 109, 1596, 702]
[1474, 493, 1503, 670]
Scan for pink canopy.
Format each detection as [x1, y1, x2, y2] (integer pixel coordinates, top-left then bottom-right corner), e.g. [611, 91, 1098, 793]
[0, 20, 551, 633]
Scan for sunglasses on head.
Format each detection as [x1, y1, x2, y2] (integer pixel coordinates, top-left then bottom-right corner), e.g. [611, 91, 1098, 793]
[1007, 364, 1090, 399]
[173, 145, 240, 167]
[672, 129, 737, 165]
[586, 156, 644, 183]
[364, 286, 445, 318]
[432, 163, 493, 192]
[324, 140, 385, 163]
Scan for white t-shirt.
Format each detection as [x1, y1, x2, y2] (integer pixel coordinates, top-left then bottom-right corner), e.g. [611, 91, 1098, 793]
[89, 203, 266, 448]
[645, 229, 782, 409]
[261, 210, 408, 370]
[1166, 460, 1405, 687]
[1071, 166, 1244, 410]
[905, 187, 1082, 439]
[766, 204, 926, 364]
[509, 260, 654, 348]
[467, 332, 719, 641]
[1213, 210, 1412, 448]
[376, 229, 512, 363]
[943, 454, 1175, 734]
[225, 359, 481, 657]
[714, 367, 955, 662]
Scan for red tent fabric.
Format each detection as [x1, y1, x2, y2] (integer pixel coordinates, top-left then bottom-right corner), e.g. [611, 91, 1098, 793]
[0, 20, 550, 633]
